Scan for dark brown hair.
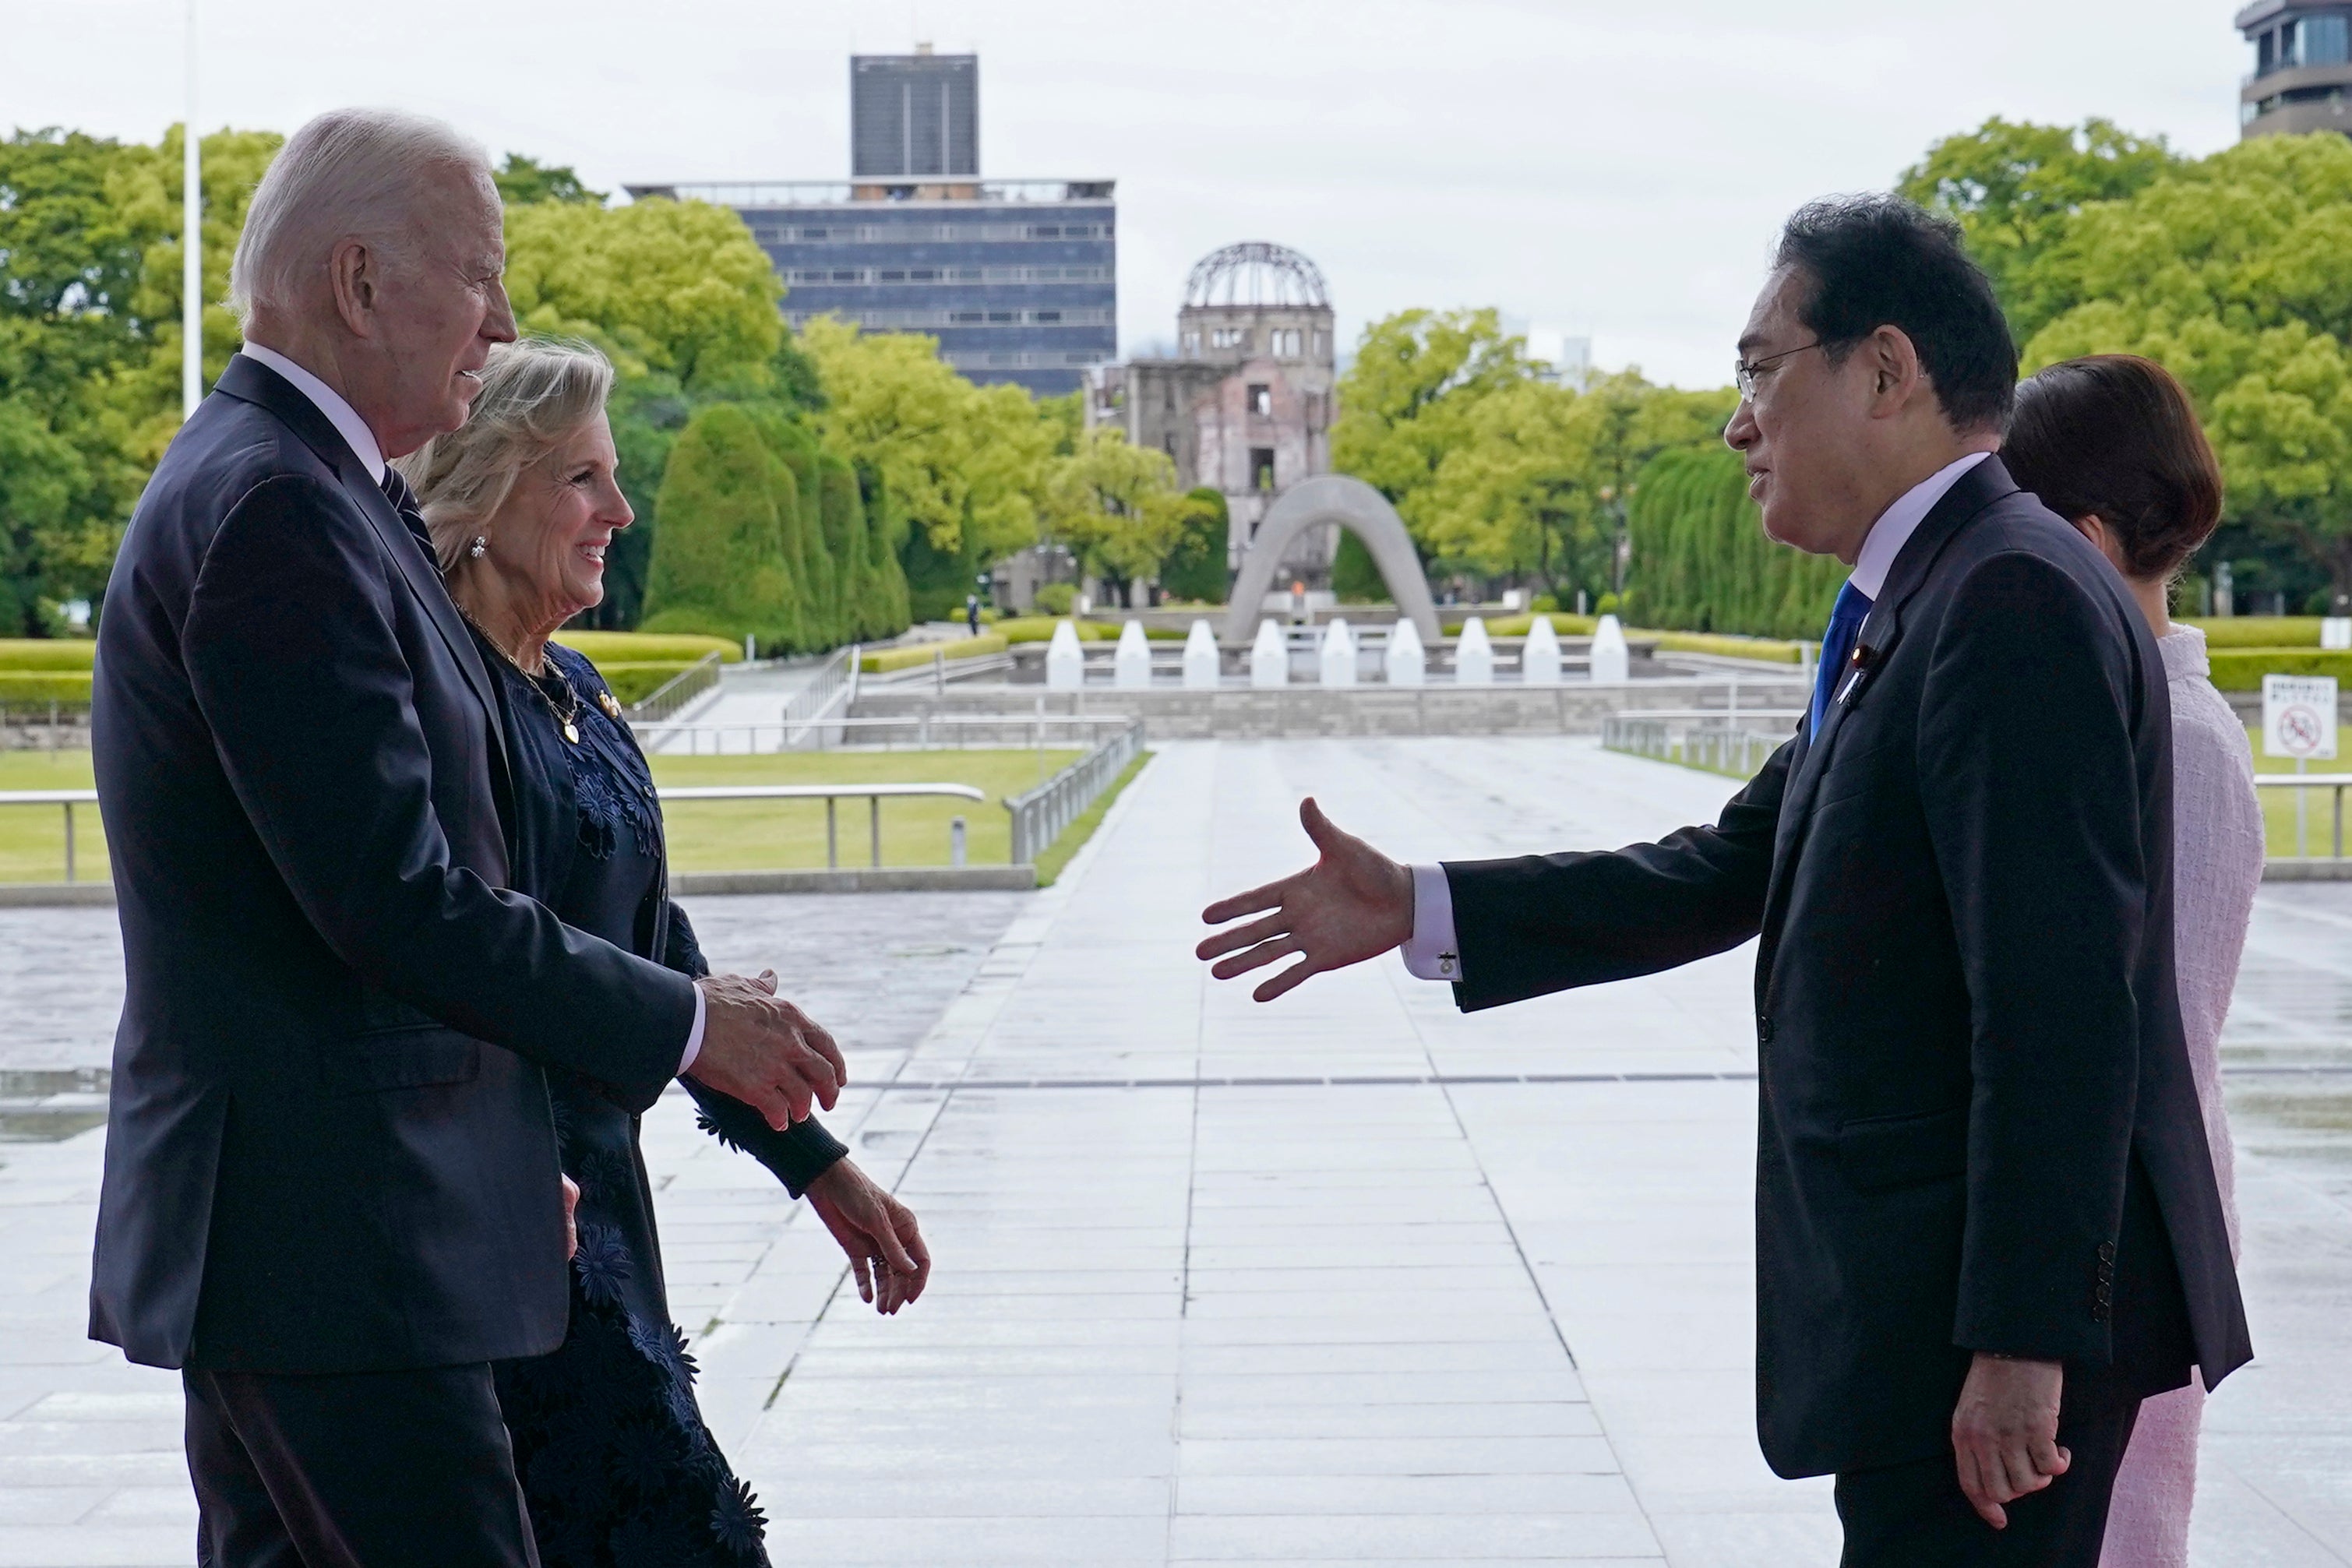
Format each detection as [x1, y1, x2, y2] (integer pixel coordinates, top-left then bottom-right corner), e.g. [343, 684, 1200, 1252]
[2002, 354, 2223, 580]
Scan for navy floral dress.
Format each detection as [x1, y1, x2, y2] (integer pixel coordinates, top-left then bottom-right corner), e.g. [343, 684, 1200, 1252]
[481, 636, 848, 1568]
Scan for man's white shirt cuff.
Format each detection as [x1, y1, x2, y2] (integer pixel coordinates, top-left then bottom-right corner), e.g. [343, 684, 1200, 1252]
[1399, 863, 1463, 981]
[680, 983, 707, 1073]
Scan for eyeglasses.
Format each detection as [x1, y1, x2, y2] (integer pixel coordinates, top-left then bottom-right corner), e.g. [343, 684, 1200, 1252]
[1734, 341, 1823, 401]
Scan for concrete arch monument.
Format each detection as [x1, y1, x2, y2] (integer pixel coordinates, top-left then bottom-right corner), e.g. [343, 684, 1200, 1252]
[1221, 475, 1441, 647]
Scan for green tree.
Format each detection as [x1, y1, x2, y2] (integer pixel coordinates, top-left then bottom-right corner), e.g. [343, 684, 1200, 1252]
[2011, 132, 2352, 610]
[1158, 488, 1232, 604]
[1331, 306, 1533, 543]
[1898, 117, 2181, 344]
[641, 402, 800, 650]
[1041, 427, 1187, 604]
[492, 153, 604, 208]
[1626, 446, 1844, 638]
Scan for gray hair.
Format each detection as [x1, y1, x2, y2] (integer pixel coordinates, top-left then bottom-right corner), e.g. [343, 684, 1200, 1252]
[229, 107, 492, 327]
[393, 339, 616, 574]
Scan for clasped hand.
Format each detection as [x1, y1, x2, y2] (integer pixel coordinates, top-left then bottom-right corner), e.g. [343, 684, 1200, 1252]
[686, 969, 848, 1130]
[1196, 798, 1413, 1001]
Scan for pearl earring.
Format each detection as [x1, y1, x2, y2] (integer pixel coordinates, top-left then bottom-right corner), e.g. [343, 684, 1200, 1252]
[468, 535, 488, 559]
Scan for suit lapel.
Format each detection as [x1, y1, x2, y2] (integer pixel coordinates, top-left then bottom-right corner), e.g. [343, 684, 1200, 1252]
[1760, 456, 2022, 928]
[213, 354, 512, 781]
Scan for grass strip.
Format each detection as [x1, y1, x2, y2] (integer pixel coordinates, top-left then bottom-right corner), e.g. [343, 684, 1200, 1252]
[1032, 752, 1152, 887]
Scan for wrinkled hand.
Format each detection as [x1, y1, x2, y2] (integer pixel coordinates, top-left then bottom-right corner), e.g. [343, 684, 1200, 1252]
[560, 1175, 580, 1261]
[1196, 798, 1414, 1002]
[686, 970, 845, 1131]
[1952, 1353, 2068, 1529]
[807, 1159, 931, 1315]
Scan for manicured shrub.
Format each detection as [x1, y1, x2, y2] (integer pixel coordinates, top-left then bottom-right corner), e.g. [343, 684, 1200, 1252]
[641, 403, 801, 654]
[554, 631, 741, 665]
[1626, 446, 1844, 640]
[856, 634, 1009, 674]
[0, 640, 97, 671]
[2206, 648, 2352, 691]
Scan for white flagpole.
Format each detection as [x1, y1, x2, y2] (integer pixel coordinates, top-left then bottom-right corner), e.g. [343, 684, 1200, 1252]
[180, 0, 202, 421]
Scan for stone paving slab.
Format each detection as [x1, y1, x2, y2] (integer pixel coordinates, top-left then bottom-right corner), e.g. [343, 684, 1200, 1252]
[0, 737, 2347, 1563]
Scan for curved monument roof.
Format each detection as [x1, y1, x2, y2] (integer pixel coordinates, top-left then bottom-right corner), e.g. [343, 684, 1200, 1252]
[1183, 241, 1330, 309]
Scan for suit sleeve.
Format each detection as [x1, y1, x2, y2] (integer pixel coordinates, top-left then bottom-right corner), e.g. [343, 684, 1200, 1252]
[181, 474, 690, 1099]
[660, 900, 849, 1195]
[1442, 735, 1793, 1011]
[1918, 551, 2146, 1362]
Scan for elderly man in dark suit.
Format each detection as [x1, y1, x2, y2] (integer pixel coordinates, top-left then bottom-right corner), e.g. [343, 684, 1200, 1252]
[91, 107, 852, 1565]
[1197, 195, 2250, 1565]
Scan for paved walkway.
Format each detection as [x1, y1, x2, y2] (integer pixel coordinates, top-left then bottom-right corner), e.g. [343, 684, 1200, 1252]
[2, 738, 2348, 1563]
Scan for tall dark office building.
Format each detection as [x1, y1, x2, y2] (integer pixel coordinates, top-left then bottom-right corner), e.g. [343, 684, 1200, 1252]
[628, 49, 1116, 399]
[852, 51, 978, 178]
[2241, 2, 2352, 137]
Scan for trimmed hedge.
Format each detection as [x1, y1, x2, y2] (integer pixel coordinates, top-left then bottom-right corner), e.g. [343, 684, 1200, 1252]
[555, 631, 741, 665]
[2182, 617, 2324, 649]
[1651, 630, 1806, 664]
[996, 617, 1109, 644]
[642, 403, 802, 653]
[2207, 648, 2352, 691]
[596, 661, 701, 705]
[0, 671, 93, 706]
[1444, 614, 1602, 637]
[0, 640, 97, 671]
[858, 634, 1008, 675]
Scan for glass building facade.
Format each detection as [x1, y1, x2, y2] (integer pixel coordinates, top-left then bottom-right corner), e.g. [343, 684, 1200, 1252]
[622, 180, 1117, 400]
[2241, 1, 2352, 136]
[851, 52, 979, 180]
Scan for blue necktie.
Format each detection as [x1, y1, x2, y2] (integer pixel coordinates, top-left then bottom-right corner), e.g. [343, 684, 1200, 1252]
[1810, 580, 1874, 739]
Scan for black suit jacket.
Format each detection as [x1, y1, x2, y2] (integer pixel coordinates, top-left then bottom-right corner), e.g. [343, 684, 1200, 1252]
[89, 354, 695, 1374]
[1443, 456, 2251, 1478]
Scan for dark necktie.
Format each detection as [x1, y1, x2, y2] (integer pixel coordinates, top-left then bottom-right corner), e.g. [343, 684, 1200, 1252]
[1810, 580, 1874, 740]
[378, 466, 435, 555]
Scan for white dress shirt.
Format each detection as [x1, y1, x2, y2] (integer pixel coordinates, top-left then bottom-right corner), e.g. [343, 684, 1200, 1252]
[234, 347, 709, 1067]
[1398, 449, 1994, 984]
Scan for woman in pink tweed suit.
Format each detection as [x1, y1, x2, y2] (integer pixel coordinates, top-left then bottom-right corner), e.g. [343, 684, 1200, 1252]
[2004, 355, 2261, 1568]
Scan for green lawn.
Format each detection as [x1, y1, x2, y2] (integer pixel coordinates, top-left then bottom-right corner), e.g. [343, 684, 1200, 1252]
[0, 748, 1095, 882]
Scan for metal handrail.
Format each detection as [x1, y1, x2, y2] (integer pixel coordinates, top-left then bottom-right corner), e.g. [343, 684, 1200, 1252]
[0, 788, 98, 882]
[2256, 774, 2352, 859]
[626, 651, 724, 724]
[776, 644, 859, 749]
[629, 714, 1134, 755]
[1602, 716, 1784, 780]
[1003, 718, 1147, 865]
[0, 781, 990, 881]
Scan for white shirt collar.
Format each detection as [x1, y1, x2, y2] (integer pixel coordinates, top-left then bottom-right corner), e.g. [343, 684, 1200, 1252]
[238, 342, 387, 484]
[1847, 450, 1992, 601]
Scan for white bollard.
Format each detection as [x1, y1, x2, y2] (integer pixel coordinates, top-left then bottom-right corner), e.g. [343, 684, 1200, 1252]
[1113, 620, 1152, 689]
[1182, 619, 1221, 689]
[2325, 616, 2352, 650]
[1385, 618, 1426, 686]
[1522, 615, 1562, 685]
[1046, 619, 1085, 690]
[1589, 614, 1631, 684]
[950, 816, 968, 868]
[1319, 618, 1358, 686]
[1455, 616, 1494, 686]
[1250, 619, 1289, 689]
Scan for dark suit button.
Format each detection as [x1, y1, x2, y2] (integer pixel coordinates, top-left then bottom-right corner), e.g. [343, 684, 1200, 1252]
[2092, 1302, 2111, 1323]
[2097, 1242, 2116, 1264]
[2095, 1283, 2113, 1305]
[1757, 1013, 1774, 1044]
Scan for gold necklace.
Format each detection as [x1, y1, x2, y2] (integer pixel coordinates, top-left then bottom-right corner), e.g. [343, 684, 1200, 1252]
[462, 611, 583, 745]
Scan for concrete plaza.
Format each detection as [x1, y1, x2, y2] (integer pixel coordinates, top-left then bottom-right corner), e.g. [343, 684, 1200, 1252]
[2, 737, 2348, 1564]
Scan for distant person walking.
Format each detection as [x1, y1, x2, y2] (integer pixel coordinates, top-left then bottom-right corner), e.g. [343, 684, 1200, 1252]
[967, 591, 983, 636]
[2003, 355, 2261, 1568]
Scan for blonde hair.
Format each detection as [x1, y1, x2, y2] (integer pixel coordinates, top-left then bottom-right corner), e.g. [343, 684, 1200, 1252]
[230, 107, 490, 327]
[393, 339, 615, 574]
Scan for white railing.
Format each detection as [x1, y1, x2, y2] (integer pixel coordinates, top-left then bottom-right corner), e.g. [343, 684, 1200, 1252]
[2259, 773, 2352, 859]
[625, 651, 724, 724]
[1602, 717, 1790, 780]
[627, 713, 1136, 756]
[774, 643, 860, 749]
[0, 789, 97, 881]
[1004, 718, 1147, 865]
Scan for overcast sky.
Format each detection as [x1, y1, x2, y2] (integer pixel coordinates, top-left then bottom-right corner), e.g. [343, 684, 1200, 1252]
[8, 0, 2248, 388]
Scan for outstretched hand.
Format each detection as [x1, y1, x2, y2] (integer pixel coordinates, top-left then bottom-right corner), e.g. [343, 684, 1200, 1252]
[1195, 798, 1414, 1002]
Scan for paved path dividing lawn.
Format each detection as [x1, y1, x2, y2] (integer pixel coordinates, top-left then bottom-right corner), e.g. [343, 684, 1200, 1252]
[1, 737, 2348, 1564]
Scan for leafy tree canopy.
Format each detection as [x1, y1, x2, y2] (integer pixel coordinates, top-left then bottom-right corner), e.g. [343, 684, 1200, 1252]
[1041, 426, 1188, 595]
[493, 153, 604, 209]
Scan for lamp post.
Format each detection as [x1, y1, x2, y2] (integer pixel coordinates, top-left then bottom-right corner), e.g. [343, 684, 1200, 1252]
[180, 0, 201, 421]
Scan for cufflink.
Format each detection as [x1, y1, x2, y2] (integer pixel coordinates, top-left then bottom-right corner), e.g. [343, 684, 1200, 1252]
[1438, 953, 1458, 978]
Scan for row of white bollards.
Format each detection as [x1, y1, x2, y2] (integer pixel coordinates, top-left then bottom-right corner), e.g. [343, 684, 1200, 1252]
[1046, 614, 1631, 690]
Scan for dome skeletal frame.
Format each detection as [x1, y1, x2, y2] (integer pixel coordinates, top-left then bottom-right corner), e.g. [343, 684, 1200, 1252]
[1182, 242, 1331, 310]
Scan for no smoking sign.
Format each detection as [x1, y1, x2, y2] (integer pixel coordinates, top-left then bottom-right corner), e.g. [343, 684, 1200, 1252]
[2264, 674, 2340, 761]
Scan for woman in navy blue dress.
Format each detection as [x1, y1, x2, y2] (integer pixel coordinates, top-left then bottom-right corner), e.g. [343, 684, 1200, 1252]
[395, 339, 930, 1566]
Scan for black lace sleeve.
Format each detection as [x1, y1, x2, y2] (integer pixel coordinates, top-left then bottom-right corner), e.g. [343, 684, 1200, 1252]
[662, 900, 711, 981]
[683, 1077, 848, 1198]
